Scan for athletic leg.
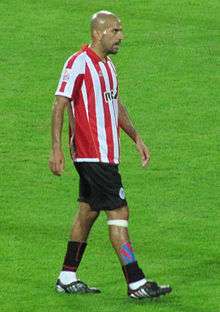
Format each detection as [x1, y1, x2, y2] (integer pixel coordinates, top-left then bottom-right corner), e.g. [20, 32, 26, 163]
[106, 206, 130, 263]
[106, 205, 172, 298]
[70, 202, 99, 241]
[56, 202, 100, 293]
[105, 206, 147, 288]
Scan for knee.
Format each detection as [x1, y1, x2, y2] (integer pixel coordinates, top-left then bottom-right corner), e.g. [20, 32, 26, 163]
[85, 210, 99, 222]
[106, 206, 129, 221]
[106, 206, 129, 243]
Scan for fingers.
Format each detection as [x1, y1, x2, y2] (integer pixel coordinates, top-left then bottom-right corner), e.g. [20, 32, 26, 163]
[49, 155, 64, 176]
[135, 136, 150, 168]
[54, 161, 62, 175]
[49, 160, 60, 175]
[141, 148, 150, 167]
[137, 144, 150, 168]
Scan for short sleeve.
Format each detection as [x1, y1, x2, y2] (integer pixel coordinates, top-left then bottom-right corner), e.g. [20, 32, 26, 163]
[55, 53, 85, 99]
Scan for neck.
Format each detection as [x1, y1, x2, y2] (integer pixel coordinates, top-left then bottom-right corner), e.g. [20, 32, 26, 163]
[90, 43, 107, 61]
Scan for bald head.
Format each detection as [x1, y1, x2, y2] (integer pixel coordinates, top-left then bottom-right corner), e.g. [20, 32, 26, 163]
[91, 10, 119, 33]
[90, 10, 123, 56]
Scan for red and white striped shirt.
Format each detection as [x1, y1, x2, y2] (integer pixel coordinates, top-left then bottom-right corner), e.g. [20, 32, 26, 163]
[55, 45, 120, 164]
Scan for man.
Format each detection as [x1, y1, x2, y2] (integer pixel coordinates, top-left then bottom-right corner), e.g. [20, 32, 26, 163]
[49, 10, 172, 299]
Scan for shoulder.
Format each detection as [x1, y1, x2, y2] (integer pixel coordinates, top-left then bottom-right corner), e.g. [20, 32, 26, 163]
[65, 50, 86, 71]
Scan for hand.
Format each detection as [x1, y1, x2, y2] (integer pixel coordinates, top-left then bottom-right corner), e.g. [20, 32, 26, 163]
[48, 148, 65, 176]
[135, 136, 150, 167]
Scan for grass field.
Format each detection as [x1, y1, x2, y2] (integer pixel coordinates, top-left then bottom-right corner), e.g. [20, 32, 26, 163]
[0, 0, 219, 311]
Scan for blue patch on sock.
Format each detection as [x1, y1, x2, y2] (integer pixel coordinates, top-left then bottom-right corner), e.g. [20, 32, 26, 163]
[120, 242, 136, 265]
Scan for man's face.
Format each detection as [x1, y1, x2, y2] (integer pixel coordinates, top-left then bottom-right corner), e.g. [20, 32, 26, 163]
[100, 18, 124, 55]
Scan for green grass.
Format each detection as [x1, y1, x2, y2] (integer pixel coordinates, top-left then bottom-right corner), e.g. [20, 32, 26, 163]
[0, 0, 219, 311]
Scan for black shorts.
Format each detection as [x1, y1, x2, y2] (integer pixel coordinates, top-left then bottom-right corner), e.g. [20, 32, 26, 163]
[74, 162, 127, 211]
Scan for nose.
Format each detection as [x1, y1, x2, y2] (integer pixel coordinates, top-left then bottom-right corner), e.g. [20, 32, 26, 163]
[119, 31, 124, 40]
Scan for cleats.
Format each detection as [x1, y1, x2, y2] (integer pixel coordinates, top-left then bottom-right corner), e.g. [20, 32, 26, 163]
[128, 281, 172, 299]
[56, 279, 101, 294]
[55, 279, 171, 298]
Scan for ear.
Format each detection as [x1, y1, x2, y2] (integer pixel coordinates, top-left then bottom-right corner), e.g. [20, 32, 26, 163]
[93, 29, 103, 41]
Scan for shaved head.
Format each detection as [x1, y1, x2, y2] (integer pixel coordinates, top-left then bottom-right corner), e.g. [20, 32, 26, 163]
[91, 10, 119, 33]
[90, 10, 123, 57]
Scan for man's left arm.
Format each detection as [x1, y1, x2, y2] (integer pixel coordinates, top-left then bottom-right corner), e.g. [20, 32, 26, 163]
[118, 98, 150, 167]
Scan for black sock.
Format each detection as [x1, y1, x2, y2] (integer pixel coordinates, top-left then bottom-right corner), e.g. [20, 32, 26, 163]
[62, 241, 87, 271]
[122, 261, 145, 284]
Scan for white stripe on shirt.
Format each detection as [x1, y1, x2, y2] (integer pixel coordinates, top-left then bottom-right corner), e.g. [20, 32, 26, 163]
[99, 62, 119, 163]
[85, 55, 108, 163]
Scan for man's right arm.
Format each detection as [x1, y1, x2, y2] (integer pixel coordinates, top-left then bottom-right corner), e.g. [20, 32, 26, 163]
[48, 95, 70, 176]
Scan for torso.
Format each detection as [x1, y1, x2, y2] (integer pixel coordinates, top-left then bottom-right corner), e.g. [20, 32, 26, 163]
[55, 45, 120, 164]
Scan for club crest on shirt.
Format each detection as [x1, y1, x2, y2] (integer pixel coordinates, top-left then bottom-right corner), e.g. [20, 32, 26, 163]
[63, 69, 70, 81]
[119, 187, 125, 200]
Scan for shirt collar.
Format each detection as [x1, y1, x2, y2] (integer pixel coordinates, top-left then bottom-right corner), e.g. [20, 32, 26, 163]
[81, 44, 108, 63]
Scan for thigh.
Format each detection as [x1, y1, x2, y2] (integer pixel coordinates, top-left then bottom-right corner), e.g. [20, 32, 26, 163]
[77, 202, 99, 219]
[105, 205, 129, 220]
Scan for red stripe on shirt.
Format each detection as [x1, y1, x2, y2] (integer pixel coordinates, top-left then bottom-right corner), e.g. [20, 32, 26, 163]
[59, 81, 67, 92]
[74, 88, 99, 159]
[83, 64, 100, 159]
[71, 74, 84, 101]
[105, 61, 114, 90]
[95, 61, 114, 163]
